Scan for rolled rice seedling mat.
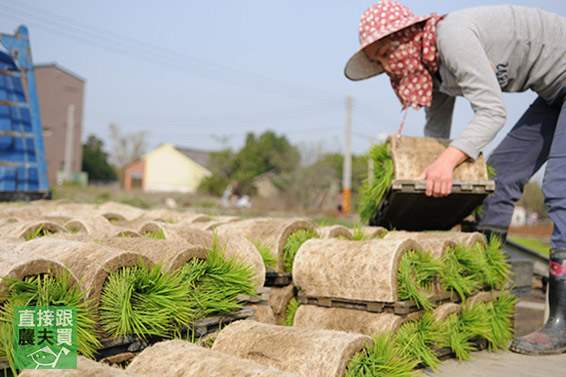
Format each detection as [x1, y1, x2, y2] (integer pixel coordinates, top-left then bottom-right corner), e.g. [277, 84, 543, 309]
[361, 226, 388, 239]
[317, 225, 353, 240]
[432, 303, 461, 324]
[268, 284, 296, 324]
[346, 332, 421, 377]
[213, 217, 317, 272]
[0, 201, 54, 219]
[384, 231, 458, 258]
[392, 233, 509, 301]
[128, 339, 299, 377]
[189, 217, 243, 232]
[212, 320, 371, 377]
[12, 238, 153, 307]
[293, 238, 423, 303]
[43, 202, 98, 219]
[138, 222, 265, 288]
[0, 270, 101, 373]
[176, 242, 258, 327]
[0, 220, 69, 240]
[95, 307, 255, 363]
[294, 305, 421, 337]
[94, 202, 147, 222]
[437, 291, 516, 359]
[18, 356, 146, 377]
[140, 209, 212, 224]
[0, 217, 19, 227]
[392, 311, 445, 371]
[0, 249, 79, 301]
[296, 291, 454, 316]
[65, 216, 141, 238]
[247, 303, 277, 324]
[95, 238, 207, 272]
[384, 231, 486, 250]
[433, 302, 492, 362]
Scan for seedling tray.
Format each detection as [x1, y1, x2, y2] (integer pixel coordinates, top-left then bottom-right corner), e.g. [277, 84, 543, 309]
[370, 179, 495, 231]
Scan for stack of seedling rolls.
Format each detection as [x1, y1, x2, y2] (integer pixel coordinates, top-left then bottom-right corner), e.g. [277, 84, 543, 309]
[0, 200, 518, 376]
[0, 201, 265, 375]
[291, 232, 515, 375]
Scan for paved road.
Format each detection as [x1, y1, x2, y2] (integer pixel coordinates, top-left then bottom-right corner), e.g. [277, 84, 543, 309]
[423, 350, 566, 377]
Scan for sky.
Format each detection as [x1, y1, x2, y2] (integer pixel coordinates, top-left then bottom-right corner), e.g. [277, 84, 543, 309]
[1, 0, 565, 159]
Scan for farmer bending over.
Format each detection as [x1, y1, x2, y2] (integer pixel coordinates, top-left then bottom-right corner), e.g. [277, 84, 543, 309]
[345, 0, 566, 355]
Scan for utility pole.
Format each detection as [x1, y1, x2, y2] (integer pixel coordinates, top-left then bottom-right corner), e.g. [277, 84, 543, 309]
[368, 135, 375, 186]
[342, 94, 352, 214]
[64, 104, 75, 181]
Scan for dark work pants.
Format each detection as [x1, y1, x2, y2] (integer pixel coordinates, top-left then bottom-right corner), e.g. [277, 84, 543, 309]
[479, 90, 566, 248]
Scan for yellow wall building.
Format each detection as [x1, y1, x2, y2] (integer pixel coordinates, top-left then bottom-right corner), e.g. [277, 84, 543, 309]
[124, 144, 211, 193]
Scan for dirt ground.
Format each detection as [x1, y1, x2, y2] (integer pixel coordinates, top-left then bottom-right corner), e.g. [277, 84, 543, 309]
[508, 224, 553, 238]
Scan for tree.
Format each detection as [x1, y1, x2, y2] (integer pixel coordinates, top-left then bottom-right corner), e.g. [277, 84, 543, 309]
[81, 134, 117, 182]
[232, 131, 300, 186]
[108, 123, 147, 185]
[108, 123, 148, 169]
[517, 182, 548, 217]
[198, 148, 235, 196]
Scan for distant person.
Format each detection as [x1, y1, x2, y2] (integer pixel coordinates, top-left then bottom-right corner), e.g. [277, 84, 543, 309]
[230, 180, 242, 207]
[345, 0, 566, 355]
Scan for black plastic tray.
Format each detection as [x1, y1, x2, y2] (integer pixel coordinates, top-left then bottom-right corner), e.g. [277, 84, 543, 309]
[370, 179, 495, 231]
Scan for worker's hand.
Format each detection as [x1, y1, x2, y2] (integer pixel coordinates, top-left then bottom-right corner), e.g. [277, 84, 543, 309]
[416, 146, 469, 197]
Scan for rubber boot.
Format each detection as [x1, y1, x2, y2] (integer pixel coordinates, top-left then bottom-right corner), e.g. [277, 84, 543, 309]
[510, 248, 566, 354]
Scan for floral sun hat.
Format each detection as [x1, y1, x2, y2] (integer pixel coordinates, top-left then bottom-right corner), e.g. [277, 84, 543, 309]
[344, 0, 434, 81]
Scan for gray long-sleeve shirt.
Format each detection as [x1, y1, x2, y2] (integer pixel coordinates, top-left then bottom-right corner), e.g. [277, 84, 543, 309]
[424, 5, 566, 159]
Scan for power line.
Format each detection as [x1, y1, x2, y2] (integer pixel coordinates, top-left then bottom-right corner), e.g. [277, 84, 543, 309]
[87, 99, 343, 129]
[0, 1, 343, 103]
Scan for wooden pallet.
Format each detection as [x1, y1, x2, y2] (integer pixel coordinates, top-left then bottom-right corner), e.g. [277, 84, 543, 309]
[240, 287, 271, 305]
[265, 271, 292, 287]
[0, 307, 255, 373]
[429, 338, 488, 365]
[297, 291, 456, 315]
[95, 307, 255, 364]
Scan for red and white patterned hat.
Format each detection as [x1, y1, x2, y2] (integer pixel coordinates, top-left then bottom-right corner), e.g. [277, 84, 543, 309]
[344, 1, 433, 81]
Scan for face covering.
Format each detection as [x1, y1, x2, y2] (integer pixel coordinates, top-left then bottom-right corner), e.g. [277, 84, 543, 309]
[385, 13, 444, 110]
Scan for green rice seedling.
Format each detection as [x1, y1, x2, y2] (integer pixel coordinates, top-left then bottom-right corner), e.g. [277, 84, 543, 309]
[393, 312, 442, 371]
[351, 222, 369, 241]
[0, 271, 101, 374]
[98, 259, 191, 339]
[346, 332, 419, 377]
[283, 229, 319, 273]
[437, 302, 491, 362]
[66, 225, 79, 234]
[283, 297, 300, 327]
[179, 237, 257, 320]
[484, 291, 517, 351]
[397, 250, 442, 311]
[474, 236, 510, 289]
[143, 229, 165, 239]
[439, 244, 483, 301]
[359, 142, 394, 223]
[25, 225, 52, 240]
[249, 238, 277, 271]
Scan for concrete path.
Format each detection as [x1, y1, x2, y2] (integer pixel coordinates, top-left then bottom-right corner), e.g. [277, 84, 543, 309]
[423, 350, 566, 377]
